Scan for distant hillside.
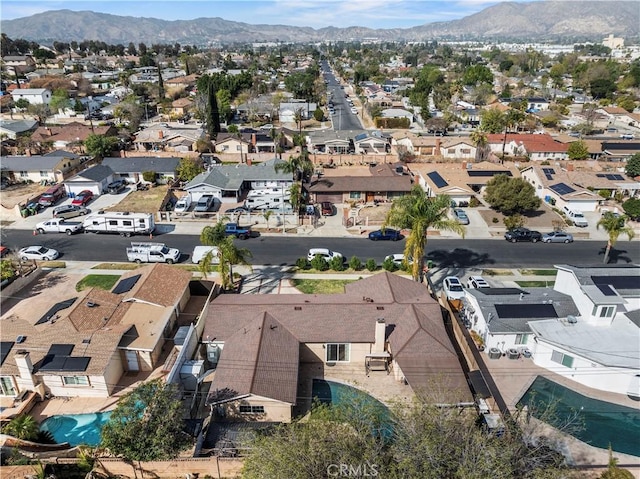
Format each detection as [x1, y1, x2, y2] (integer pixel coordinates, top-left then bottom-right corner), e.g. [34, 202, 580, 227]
[1, 2, 638, 45]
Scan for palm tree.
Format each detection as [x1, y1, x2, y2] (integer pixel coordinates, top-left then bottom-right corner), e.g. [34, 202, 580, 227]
[384, 186, 466, 281]
[4, 414, 39, 440]
[597, 212, 635, 264]
[469, 130, 488, 162]
[199, 223, 252, 290]
[293, 107, 304, 136]
[263, 210, 274, 231]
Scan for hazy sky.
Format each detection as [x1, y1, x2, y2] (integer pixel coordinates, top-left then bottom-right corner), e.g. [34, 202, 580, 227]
[1, 0, 545, 29]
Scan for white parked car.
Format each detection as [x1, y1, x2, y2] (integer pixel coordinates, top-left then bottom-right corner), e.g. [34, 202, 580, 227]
[174, 195, 192, 213]
[467, 276, 490, 289]
[384, 253, 414, 267]
[192, 246, 220, 264]
[307, 248, 343, 262]
[443, 276, 465, 300]
[18, 245, 59, 261]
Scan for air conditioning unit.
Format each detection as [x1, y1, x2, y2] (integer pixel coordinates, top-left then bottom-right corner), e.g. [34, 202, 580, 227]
[567, 315, 578, 324]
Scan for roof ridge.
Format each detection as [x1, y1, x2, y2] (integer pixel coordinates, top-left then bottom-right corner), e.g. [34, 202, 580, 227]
[249, 312, 268, 395]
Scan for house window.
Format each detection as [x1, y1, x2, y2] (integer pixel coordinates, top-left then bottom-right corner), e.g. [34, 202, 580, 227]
[447, 148, 456, 154]
[236, 145, 241, 152]
[62, 376, 89, 386]
[239, 405, 265, 414]
[40, 171, 49, 177]
[222, 146, 228, 151]
[599, 306, 615, 318]
[0, 376, 16, 396]
[461, 149, 471, 154]
[551, 350, 574, 368]
[349, 192, 361, 199]
[326, 343, 350, 362]
[515, 334, 529, 345]
[20, 171, 28, 178]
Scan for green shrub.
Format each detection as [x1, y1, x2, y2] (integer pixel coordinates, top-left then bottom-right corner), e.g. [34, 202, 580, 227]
[310, 255, 329, 271]
[382, 257, 397, 271]
[365, 259, 377, 272]
[492, 217, 499, 223]
[0, 260, 16, 281]
[296, 257, 310, 270]
[142, 170, 156, 183]
[330, 256, 344, 271]
[348, 256, 362, 271]
[469, 196, 480, 207]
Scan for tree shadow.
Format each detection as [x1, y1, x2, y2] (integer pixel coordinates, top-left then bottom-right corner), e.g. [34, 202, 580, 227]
[426, 248, 495, 270]
[598, 246, 634, 264]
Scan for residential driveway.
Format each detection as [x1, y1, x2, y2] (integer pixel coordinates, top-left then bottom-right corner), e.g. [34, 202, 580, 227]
[4, 188, 132, 231]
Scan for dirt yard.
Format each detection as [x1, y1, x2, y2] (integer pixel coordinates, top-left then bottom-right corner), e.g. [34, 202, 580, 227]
[478, 204, 564, 230]
[105, 185, 170, 213]
[0, 183, 49, 209]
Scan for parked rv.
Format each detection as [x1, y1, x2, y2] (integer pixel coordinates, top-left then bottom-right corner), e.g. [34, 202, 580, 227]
[83, 211, 155, 237]
[126, 242, 180, 264]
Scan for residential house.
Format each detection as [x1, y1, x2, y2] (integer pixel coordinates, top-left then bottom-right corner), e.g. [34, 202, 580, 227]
[164, 74, 199, 95]
[2, 55, 36, 74]
[64, 164, 115, 196]
[307, 130, 352, 155]
[595, 106, 640, 130]
[203, 273, 471, 422]
[353, 132, 391, 155]
[0, 119, 38, 140]
[0, 264, 193, 399]
[214, 133, 253, 156]
[101, 156, 180, 185]
[30, 122, 118, 151]
[133, 124, 205, 153]
[464, 287, 579, 357]
[392, 133, 440, 158]
[440, 138, 477, 160]
[529, 265, 640, 397]
[0, 150, 84, 184]
[601, 140, 640, 162]
[379, 108, 414, 127]
[486, 133, 569, 161]
[170, 97, 194, 117]
[236, 94, 279, 122]
[520, 165, 606, 212]
[413, 161, 519, 205]
[10, 88, 51, 105]
[279, 101, 317, 124]
[308, 163, 413, 204]
[499, 97, 550, 112]
[184, 158, 293, 204]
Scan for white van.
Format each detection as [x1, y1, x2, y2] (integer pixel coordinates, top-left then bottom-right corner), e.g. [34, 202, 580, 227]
[192, 246, 220, 264]
[563, 206, 588, 227]
[174, 195, 192, 213]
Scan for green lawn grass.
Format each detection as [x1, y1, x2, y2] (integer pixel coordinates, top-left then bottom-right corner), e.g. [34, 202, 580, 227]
[515, 281, 554, 288]
[92, 263, 141, 270]
[482, 269, 515, 276]
[519, 269, 557, 276]
[76, 274, 121, 291]
[290, 279, 355, 294]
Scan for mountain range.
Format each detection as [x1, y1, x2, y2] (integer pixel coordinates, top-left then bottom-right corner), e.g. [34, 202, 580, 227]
[1, 1, 638, 45]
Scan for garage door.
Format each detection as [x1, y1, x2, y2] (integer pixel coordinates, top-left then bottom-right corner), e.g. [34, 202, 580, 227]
[316, 193, 343, 204]
[65, 182, 102, 197]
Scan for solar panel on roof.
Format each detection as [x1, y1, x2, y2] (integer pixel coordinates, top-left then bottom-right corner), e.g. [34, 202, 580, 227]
[611, 174, 624, 180]
[542, 168, 555, 174]
[591, 276, 638, 290]
[596, 173, 607, 178]
[427, 171, 448, 188]
[595, 283, 617, 296]
[549, 183, 576, 195]
[545, 174, 553, 180]
[477, 288, 528, 296]
[35, 298, 77, 325]
[112, 274, 142, 294]
[0, 341, 15, 366]
[61, 357, 90, 372]
[495, 303, 558, 319]
[48, 344, 74, 356]
[467, 170, 513, 177]
[39, 355, 67, 371]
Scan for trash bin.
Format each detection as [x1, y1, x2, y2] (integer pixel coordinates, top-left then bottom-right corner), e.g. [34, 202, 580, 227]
[427, 260, 434, 269]
[20, 208, 29, 218]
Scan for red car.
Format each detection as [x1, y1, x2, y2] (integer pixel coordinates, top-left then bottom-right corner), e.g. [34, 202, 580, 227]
[72, 190, 93, 206]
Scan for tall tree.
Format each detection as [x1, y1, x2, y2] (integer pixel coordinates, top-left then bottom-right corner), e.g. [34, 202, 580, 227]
[625, 153, 640, 178]
[157, 65, 164, 99]
[484, 175, 541, 215]
[567, 140, 589, 160]
[84, 134, 118, 158]
[100, 379, 190, 461]
[207, 81, 221, 136]
[385, 187, 465, 281]
[597, 212, 635, 264]
[200, 223, 252, 290]
[469, 130, 489, 162]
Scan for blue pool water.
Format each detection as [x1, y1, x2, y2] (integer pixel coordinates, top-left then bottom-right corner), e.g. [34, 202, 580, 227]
[40, 411, 113, 447]
[518, 376, 640, 457]
[312, 379, 393, 439]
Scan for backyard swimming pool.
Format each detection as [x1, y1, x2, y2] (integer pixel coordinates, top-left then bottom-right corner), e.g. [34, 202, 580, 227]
[40, 411, 113, 447]
[518, 376, 640, 457]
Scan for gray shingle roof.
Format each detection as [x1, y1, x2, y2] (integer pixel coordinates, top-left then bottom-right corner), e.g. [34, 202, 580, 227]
[43, 149, 79, 159]
[72, 164, 114, 182]
[185, 159, 292, 190]
[1, 155, 64, 172]
[0, 119, 38, 134]
[102, 156, 180, 174]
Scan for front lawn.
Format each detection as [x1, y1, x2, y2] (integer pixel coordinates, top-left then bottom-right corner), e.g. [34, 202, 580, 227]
[290, 279, 355, 294]
[76, 274, 121, 291]
[105, 185, 169, 213]
[515, 280, 555, 288]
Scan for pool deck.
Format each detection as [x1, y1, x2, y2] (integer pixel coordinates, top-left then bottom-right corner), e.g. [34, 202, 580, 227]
[484, 353, 640, 470]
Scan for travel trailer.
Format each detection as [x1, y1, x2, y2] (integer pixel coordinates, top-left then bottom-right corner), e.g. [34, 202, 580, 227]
[83, 211, 155, 237]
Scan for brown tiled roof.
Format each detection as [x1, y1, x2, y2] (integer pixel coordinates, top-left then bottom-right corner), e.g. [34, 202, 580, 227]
[203, 273, 470, 402]
[31, 122, 117, 143]
[308, 175, 412, 193]
[67, 289, 130, 332]
[171, 97, 193, 108]
[210, 313, 299, 405]
[121, 264, 192, 307]
[487, 133, 568, 153]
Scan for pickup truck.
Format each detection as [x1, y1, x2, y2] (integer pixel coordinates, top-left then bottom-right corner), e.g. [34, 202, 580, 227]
[126, 242, 180, 264]
[35, 218, 83, 235]
[225, 223, 251, 240]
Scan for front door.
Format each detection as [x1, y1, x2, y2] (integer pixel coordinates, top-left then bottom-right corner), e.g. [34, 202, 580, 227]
[125, 350, 139, 372]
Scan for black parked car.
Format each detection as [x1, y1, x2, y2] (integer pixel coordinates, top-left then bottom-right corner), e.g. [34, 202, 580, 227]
[504, 227, 542, 243]
[107, 180, 126, 194]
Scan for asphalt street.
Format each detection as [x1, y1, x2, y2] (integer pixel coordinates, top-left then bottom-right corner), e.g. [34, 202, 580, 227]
[3, 229, 638, 268]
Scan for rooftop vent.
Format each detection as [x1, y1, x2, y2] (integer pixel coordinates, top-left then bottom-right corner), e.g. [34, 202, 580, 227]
[86, 301, 97, 308]
[16, 335, 26, 344]
[294, 306, 302, 311]
[82, 338, 91, 344]
[377, 306, 384, 310]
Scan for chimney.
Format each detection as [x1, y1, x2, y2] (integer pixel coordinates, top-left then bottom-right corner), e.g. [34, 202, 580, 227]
[567, 163, 574, 172]
[120, 149, 126, 158]
[435, 138, 441, 156]
[251, 133, 257, 145]
[14, 351, 36, 388]
[374, 318, 386, 353]
[158, 130, 164, 139]
[461, 161, 467, 170]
